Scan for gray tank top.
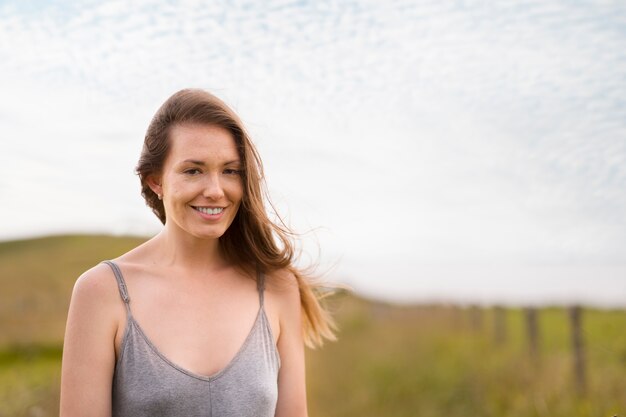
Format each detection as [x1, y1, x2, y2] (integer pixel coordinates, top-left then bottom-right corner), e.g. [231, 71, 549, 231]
[102, 261, 281, 417]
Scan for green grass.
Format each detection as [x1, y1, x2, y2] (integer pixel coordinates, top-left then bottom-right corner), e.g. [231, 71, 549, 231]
[306, 301, 626, 417]
[1, 235, 625, 416]
[0, 345, 61, 417]
[0, 234, 147, 346]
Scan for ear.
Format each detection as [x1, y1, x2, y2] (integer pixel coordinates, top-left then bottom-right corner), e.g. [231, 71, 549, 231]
[146, 174, 163, 198]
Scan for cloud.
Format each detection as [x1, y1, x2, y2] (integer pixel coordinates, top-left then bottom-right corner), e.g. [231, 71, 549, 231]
[0, 0, 625, 302]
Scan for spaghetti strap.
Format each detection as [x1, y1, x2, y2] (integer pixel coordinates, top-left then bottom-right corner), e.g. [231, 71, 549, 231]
[257, 270, 265, 307]
[102, 260, 132, 316]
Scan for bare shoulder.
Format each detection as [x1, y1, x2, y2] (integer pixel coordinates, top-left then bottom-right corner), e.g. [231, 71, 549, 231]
[264, 268, 300, 307]
[72, 262, 121, 305]
[68, 262, 126, 331]
[263, 268, 302, 341]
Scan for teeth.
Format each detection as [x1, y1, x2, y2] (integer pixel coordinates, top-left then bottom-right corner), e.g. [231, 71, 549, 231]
[196, 207, 223, 215]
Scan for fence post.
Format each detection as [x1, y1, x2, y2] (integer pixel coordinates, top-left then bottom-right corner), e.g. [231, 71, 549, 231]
[525, 307, 540, 364]
[569, 305, 586, 395]
[470, 305, 483, 332]
[493, 306, 507, 345]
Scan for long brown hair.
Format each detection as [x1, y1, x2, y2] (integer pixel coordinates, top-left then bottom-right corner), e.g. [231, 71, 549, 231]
[136, 89, 336, 347]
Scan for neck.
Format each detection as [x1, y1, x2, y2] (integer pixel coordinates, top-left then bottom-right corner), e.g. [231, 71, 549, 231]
[151, 225, 228, 275]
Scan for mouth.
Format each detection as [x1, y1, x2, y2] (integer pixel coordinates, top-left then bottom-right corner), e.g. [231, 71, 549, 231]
[191, 206, 224, 215]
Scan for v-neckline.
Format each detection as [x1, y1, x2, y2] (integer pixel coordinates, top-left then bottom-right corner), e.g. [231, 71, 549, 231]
[124, 306, 264, 382]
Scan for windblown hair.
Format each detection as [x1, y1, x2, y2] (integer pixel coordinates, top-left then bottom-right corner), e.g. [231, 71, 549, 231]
[136, 88, 336, 347]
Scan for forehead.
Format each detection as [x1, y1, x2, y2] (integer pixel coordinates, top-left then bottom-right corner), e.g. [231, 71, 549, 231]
[167, 123, 239, 162]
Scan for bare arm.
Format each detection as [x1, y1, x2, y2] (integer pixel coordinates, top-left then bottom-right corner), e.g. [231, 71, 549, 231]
[60, 264, 122, 417]
[273, 272, 308, 417]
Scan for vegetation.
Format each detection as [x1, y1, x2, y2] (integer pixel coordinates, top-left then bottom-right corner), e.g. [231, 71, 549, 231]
[1, 235, 624, 416]
[307, 299, 626, 417]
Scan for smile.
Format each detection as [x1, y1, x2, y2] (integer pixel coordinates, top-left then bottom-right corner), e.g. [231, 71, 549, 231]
[192, 206, 224, 215]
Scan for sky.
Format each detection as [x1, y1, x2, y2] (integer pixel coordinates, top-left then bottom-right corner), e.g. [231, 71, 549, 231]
[0, 0, 625, 305]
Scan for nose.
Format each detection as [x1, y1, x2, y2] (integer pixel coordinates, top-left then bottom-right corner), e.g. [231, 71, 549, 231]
[203, 173, 225, 200]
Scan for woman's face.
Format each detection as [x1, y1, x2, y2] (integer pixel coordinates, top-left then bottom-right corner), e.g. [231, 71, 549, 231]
[151, 123, 244, 241]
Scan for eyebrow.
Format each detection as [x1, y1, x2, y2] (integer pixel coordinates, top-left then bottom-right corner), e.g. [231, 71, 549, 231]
[181, 159, 241, 166]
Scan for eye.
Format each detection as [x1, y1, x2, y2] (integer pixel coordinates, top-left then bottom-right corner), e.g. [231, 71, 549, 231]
[184, 168, 202, 175]
[224, 168, 242, 176]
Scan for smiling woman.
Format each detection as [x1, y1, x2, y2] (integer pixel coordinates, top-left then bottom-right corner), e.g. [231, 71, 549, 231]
[59, 89, 336, 417]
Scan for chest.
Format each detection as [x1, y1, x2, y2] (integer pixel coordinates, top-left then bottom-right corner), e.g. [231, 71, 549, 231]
[114, 278, 279, 378]
[112, 311, 280, 417]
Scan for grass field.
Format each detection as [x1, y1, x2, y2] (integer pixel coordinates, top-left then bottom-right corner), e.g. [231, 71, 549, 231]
[1, 235, 625, 416]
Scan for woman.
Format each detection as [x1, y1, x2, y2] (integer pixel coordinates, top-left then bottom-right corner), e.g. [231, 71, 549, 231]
[60, 89, 336, 416]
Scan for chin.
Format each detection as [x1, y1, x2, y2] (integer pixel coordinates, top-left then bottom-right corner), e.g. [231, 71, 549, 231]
[192, 229, 228, 240]
[170, 217, 233, 241]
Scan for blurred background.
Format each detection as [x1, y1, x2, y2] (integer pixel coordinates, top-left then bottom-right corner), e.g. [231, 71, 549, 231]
[0, 0, 625, 415]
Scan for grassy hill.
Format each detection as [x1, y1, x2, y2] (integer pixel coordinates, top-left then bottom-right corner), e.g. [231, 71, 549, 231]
[0, 234, 147, 347]
[0, 235, 625, 416]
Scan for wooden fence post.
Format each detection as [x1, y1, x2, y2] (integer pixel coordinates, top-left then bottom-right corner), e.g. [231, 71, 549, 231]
[525, 307, 540, 364]
[569, 305, 586, 395]
[493, 306, 507, 345]
[470, 305, 483, 332]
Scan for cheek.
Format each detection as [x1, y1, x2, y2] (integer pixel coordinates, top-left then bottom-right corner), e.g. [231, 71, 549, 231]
[227, 179, 244, 202]
[164, 177, 197, 202]
[234, 184, 244, 204]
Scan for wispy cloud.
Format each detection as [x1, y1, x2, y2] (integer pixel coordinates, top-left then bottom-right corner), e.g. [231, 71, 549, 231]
[1, 0, 624, 302]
